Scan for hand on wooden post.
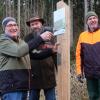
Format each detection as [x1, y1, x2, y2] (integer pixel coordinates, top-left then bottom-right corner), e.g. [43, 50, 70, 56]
[40, 31, 53, 41]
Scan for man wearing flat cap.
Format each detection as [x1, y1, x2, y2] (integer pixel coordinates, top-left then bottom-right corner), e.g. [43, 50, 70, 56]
[0, 16, 56, 100]
[76, 11, 100, 100]
[25, 16, 57, 100]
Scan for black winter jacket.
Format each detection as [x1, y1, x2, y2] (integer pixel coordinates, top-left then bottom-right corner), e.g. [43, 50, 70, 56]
[25, 27, 57, 89]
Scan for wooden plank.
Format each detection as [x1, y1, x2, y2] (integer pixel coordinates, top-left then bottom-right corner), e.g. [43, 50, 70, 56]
[56, 1, 70, 100]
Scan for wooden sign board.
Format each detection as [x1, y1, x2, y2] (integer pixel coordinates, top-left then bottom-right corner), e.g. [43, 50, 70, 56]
[53, 7, 65, 36]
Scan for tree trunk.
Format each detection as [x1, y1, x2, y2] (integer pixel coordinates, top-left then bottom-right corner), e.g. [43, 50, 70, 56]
[84, 0, 88, 30]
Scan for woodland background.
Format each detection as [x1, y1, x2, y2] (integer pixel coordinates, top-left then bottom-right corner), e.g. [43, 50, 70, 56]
[0, 0, 100, 100]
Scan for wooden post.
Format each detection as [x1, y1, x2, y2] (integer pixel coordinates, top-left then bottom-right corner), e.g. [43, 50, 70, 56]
[56, 1, 70, 100]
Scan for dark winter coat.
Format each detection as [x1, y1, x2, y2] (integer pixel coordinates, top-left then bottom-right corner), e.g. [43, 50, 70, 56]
[25, 27, 57, 89]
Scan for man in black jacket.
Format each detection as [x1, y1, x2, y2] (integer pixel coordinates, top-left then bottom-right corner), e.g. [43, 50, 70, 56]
[25, 16, 57, 100]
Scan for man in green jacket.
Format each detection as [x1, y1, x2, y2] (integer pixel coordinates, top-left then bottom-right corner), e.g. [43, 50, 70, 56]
[0, 17, 57, 100]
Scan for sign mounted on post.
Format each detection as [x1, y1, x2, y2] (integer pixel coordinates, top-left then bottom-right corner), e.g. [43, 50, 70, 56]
[53, 7, 66, 36]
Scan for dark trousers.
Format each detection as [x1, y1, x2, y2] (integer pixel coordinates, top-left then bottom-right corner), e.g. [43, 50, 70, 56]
[86, 78, 100, 100]
[29, 87, 56, 100]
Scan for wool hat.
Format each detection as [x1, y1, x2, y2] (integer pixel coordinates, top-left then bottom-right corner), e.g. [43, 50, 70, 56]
[2, 17, 16, 28]
[26, 16, 45, 27]
[85, 11, 98, 22]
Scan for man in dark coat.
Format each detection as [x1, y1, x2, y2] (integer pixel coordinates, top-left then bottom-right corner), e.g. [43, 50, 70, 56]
[76, 11, 100, 100]
[25, 16, 57, 100]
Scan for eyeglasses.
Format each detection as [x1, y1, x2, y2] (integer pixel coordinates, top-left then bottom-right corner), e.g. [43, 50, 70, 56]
[6, 24, 18, 27]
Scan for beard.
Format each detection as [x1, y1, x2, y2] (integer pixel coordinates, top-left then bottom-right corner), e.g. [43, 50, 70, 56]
[88, 23, 98, 32]
[33, 28, 42, 33]
[32, 27, 44, 37]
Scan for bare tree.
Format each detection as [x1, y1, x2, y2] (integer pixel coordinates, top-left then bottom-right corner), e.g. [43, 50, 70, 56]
[90, 0, 94, 10]
[84, 0, 88, 30]
[17, 0, 20, 28]
[5, 0, 12, 16]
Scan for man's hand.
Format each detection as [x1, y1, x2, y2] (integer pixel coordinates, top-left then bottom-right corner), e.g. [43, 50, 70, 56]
[43, 43, 60, 53]
[52, 43, 60, 53]
[40, 31, 53, 41]
[77, 74, 84, 83]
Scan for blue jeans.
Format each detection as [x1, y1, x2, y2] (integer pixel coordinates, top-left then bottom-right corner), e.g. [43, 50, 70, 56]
[1, 91, 27, 100]
[29, 88, 56, 100]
